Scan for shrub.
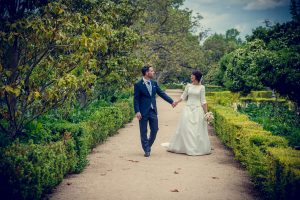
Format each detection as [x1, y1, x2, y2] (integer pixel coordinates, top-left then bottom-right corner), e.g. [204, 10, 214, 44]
[206, 85, 227, 92]
[239, 103, 300, 147]
[0, 98, 134, 199]
[163, 83, 185, 89]
[0, 139, 77, 200]
[267, 147, 300, 200]
[208, 103, 300, 199]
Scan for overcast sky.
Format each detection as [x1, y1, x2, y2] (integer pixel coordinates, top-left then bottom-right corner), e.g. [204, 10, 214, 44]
[182, 0, 292, 39]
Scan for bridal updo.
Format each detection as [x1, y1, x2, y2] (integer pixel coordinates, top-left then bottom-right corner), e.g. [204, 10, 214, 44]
[192, 70, 202, 83]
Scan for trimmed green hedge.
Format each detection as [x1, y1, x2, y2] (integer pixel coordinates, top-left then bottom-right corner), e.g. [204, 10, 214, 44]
[208, 101, 300, 199]
[268, 147, 300, 200]
[0, 140, 76, 199]
[205, 85, 227, 92]
[0, 100, 134, 200]
[163, 83, 185, 89]
[207, 91, 283, 107]
[239, 97, 287, 104]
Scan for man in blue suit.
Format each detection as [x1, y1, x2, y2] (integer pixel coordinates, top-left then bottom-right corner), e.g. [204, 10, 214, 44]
[134, 65, 176, 157]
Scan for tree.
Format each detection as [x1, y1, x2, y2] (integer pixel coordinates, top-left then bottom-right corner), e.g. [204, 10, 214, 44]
[0, 0, 142, 138]
[221, 19, 300, 105]
[220, 39, 268, 94]
[202, 28, 242, 84]
[290, 0, 300, 22]
[133, 0, 206, 83]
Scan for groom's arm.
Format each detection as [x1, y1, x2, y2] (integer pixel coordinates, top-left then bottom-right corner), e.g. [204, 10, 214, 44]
[133, 83, 141, 113]
[155, 82, 174, 104]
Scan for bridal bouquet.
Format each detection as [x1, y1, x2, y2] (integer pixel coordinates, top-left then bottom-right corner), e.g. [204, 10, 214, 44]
[204, 111, 214, 124]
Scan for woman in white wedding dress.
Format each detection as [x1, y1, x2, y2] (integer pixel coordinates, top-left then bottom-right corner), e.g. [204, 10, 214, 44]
[162, 70, 211, 156]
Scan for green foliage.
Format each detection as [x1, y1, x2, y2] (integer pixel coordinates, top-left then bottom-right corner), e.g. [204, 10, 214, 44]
[208, 92, 300, 199]
[0, 97, 134, 199]
[205, 85, 226, 92]
[0, 0, 142, 138]
[239, 103, 300, 147]
[220, 39, 268, 94]
[206, 91, 240, 107]
[0, 140, 76, 200]
[202, 29, 242, 85]
[162, 83, 185, 89]
[223, 18, 300, 105]
[267, 147, 300, 200]
[135, 0, 207, 83]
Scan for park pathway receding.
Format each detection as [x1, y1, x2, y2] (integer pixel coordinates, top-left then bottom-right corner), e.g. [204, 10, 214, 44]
[49, 89, 260, 200]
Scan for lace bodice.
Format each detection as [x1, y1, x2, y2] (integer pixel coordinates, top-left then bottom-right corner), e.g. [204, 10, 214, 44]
[180, 84, 207, 106]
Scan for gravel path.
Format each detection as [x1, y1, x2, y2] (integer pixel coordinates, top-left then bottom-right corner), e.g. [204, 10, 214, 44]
[48, 89, 260, 200]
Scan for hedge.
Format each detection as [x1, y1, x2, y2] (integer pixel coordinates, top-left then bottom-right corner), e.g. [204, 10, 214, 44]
[239, 97, 287, 105]
[0, 100, 134, 200]
[208, 97, 300, 199]
[267, 147, 300, 200]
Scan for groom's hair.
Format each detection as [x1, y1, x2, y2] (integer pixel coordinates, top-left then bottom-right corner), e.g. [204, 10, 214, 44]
[192, 70, 203, 82]
[141, 65, 152, 76]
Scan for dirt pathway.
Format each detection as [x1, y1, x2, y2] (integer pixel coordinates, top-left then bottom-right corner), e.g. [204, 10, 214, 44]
[49, 89, 260, 200]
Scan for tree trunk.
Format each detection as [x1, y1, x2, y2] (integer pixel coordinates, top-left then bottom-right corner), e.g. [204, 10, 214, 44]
[78, 89, 88, 109]
[6, 36, 19, 138]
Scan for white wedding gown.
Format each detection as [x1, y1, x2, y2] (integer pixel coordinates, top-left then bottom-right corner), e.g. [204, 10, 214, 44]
[162, 84, 211, 156]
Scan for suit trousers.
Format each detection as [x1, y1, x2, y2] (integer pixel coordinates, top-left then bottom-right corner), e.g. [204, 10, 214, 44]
[138, 109, 159, 153]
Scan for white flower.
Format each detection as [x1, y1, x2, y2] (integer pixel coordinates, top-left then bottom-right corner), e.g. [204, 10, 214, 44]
[204, 111, 214, 124]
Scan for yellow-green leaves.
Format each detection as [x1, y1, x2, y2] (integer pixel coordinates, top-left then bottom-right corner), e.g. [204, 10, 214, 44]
[3, 85, 21, 97]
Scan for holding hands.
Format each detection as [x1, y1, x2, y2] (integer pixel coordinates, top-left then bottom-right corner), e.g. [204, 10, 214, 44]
[172, 100, 181, 108]
[171, 102, 178, 108]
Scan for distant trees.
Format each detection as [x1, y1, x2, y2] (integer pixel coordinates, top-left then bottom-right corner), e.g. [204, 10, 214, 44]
[202, 28, 242, 84]
[218, 0, 300, 105]
[134, 0, 206, 84]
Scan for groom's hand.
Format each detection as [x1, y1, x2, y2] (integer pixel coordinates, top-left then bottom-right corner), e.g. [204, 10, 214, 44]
[136, 112, 142, 120]
[171, 102, 177, 108]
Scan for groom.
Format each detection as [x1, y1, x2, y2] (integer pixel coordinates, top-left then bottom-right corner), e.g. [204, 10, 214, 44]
[134, 65, 176, 157]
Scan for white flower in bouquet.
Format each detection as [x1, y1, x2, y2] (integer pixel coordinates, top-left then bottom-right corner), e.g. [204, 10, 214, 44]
[204, 111, 214, 124]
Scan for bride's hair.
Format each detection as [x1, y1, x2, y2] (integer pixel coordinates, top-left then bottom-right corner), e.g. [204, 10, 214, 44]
[192, 70, 203, 83]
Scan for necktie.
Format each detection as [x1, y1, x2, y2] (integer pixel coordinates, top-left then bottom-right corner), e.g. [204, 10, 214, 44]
[145, 81, 154, 109]
[146, 81, 152, 96]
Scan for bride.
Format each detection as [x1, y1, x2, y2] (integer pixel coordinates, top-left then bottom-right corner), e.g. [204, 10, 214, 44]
[162, 70, 211, 156]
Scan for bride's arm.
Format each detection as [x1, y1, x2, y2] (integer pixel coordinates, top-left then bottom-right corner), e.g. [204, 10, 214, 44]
[176, 84, 189, 105]
[202, 103, 208, 114]
[175, 98, 183, 104]
[201, 86, 208, 114]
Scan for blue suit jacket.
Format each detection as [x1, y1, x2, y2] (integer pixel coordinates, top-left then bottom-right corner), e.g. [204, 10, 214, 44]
[134, 79, 173, 116]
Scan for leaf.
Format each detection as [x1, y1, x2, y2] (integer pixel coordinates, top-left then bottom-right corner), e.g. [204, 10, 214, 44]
[127, 159, 139, 163]
[58, 8, 64, 14]
[4, 86, 21, 96]
[34, 91, 41, 98]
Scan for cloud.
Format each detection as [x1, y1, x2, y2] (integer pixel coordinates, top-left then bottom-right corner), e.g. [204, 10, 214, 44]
[243, 0, 290, 10]
[185, 0, 289, 10]
[192, 11, 232, 34]
[183, 0, 291, 39]
[234, 23, 248, 33]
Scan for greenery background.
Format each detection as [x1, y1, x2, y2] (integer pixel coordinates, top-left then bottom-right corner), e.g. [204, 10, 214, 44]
[0, 0, 299, 199]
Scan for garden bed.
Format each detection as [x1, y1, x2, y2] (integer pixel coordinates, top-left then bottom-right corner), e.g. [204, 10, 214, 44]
[207, 92, 300, 199]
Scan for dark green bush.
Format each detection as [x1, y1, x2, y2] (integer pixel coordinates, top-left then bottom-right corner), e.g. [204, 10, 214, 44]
[163, 83, 185, 89]
[208, 95, 300, 199]
[0, 98, 134, 199]
[0, 139, 77, 200]
[267, 147, 300, 200]
[239, 103, 300, 147]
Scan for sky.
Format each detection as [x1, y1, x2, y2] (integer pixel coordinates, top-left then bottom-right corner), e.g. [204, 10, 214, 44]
[182, 0, 292, 39]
